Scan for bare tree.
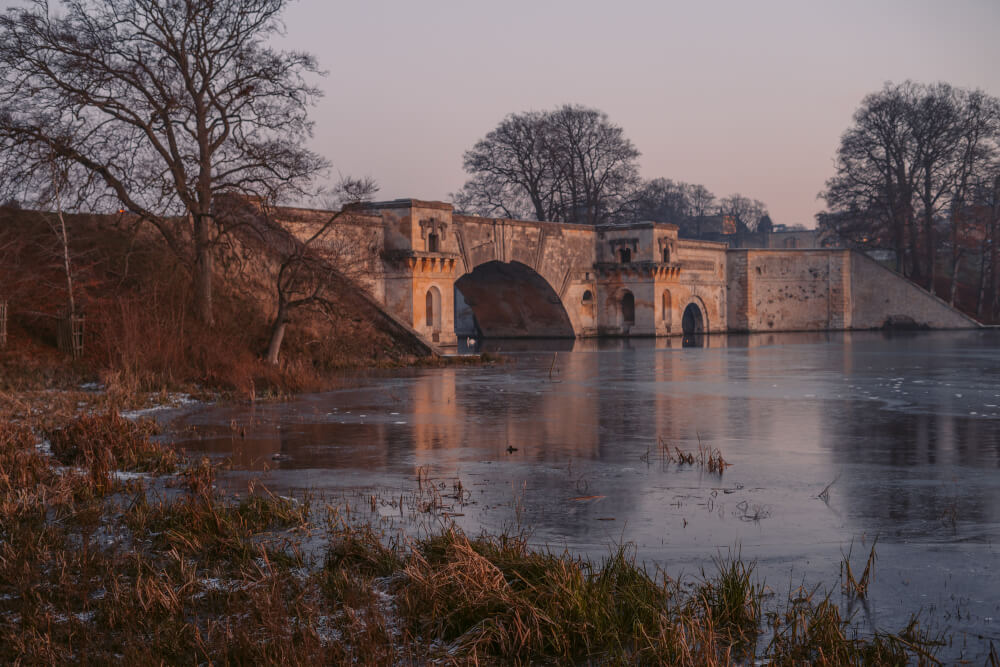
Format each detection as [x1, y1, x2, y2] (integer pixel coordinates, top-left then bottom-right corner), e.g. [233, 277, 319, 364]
[910, 83, 963, 290]
[454, 105, 640, 225]
[454, 111, 561, 221]
[546, 105, 641, 225]
[718, 194, 769, 233]
[0, 0, 327, 326]
[245, 177, 380, 365]
[946, 90, 999, 304]
[969, 169, 1000, 320]
[822, 83, 919, 276]
[821, 81, 1000, 297]
[686, 183, 716, 237]
[626, 178, 691, 223]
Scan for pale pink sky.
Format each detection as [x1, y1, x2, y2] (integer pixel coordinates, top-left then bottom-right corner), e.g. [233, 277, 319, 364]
[5, 1, 998, 226]
[277, 0, 1000, 227]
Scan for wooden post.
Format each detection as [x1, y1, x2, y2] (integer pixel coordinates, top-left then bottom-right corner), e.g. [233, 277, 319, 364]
[71, 314, 84, 359]
[58, 310, 84, 358]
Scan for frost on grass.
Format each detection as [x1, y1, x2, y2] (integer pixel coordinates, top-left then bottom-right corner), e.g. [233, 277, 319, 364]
[0, 415, 947, 665]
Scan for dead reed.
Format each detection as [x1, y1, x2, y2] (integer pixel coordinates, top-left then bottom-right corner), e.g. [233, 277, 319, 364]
[841, 536, 878, 599]
[655, 436, 731, 474]
[0, 414, 948, 665]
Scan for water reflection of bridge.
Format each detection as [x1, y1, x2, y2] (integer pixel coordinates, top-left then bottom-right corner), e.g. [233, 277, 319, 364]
[173, 331, 1000, 551]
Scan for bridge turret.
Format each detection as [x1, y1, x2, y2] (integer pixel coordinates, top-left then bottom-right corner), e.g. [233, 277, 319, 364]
[359, 199, 456, 255]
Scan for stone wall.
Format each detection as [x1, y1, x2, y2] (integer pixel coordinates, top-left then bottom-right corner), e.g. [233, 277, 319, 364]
[850, 252, 980, 329]
[277, 199, 978, 347]
[727, 250, 850, 332]
[675, 240, 728, 334]
[729, 249, 979, 333]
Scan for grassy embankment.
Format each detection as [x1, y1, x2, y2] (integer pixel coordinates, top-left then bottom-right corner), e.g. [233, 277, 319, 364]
[0, 206, 445, 407]
[0, 411, 949, 665]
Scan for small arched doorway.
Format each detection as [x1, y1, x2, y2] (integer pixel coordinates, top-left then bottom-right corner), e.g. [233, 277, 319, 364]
[621, 291, 635, 327]
[425, 286, 442, 342]
[681, 302, 704, 335]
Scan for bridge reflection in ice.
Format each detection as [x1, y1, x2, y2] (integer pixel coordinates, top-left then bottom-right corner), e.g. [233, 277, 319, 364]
[162, 329, 1000, 661]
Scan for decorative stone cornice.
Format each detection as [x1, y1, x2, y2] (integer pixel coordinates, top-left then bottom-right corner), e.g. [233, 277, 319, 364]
[593, 261, 682, 280]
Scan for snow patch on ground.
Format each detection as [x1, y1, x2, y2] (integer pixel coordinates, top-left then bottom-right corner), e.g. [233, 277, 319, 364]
[120, 393, 200, 420]
[112, 470, 149, 482]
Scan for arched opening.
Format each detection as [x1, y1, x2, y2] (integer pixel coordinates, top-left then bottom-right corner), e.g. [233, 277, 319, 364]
[662, 289, 672, 326]
[454, 261, 574, 338]
[662, 246, 670, 263]
[427, 232, 440, 252]
[619, 247, 631, 264]
[621, 291, 635, 326]
[582, 290, 593, 304]
[681, 302, 704, 335]
[425, 286, 442, 340]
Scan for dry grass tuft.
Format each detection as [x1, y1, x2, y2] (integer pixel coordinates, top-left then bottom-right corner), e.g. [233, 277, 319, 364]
[46, 411, 176, 497]
[0, 413, 951, 665]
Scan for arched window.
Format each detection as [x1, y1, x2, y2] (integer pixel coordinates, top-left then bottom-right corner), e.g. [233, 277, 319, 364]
[425, 286, 443, 341]
[582, 290, 593, 304]
[662, 289, 672, 324]
[427, 232, 440, 252]
[619, 247, 631, 264]
[622, 291, 635, 326]
[662, 245, 670, 263]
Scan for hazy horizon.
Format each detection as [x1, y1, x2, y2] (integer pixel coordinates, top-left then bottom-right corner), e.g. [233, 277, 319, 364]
[5, 0, 999, 227]
[277, 0, 999, 227]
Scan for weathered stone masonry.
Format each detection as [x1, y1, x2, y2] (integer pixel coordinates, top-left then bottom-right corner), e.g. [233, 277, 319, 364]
[282, 199, 978, 345]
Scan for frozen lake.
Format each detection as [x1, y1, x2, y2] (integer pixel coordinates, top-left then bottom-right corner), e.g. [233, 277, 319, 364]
[163, 329, 1000, 659]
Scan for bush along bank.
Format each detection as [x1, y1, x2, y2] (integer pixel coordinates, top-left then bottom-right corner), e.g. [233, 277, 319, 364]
[0, 413, 945, 665]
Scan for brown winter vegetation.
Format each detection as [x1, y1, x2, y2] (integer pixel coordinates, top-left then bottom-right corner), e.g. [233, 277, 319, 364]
[0, 204, 433, 399]
[0, 411, 948, 665]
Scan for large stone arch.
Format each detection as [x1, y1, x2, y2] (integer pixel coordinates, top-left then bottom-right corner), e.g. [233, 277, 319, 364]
[681, 295, 709, 334]
[454, 260, 575, 338]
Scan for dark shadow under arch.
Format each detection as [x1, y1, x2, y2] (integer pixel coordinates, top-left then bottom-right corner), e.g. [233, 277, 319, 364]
[621, 291, 635, 326]
[454, 261, 574, 338]
[682, 302, 705, 335]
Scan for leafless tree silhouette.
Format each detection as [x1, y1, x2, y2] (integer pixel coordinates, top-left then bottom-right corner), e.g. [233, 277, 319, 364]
[0, 0, 328, 325]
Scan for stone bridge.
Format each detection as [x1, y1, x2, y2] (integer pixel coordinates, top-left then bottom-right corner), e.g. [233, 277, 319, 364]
[277, 198, 978, 347]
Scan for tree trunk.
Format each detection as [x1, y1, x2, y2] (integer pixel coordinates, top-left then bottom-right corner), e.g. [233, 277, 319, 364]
[923, 177, 936, 292]
[993, 176, 1000, 321]
[893, 208, 906, 274]
[992, 214, 1000, 321]
[907, 210, 922, 283]
[949, 253, 961, 306]
[266, 302, 289, 365]
[924, 222, 935, 292]
[976, 243, 987, 318]
[949, 205, 961, 304]
[193, 213, 214, 326]
[53, 188, 74, 320]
